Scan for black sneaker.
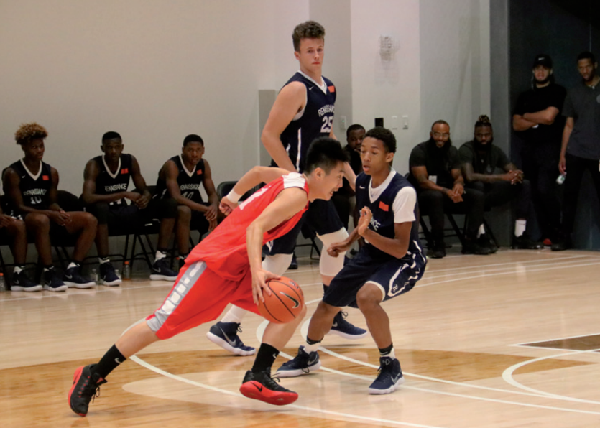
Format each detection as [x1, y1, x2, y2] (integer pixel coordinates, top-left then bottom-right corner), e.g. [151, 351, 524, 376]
[427, 240, 446, 259]
[368, 356, 404, 395]
[512, 234, 544, 250]
[99, 262, 121, 287]
[239, 370, 298, 405]
[44, 267, 67, 292]
[64, 264, 96, 289]
[149, 258, 178, 281]
[462, 238, 492, 255]
[11, 270, 42, 292]
[329, 311, 368, 339]
[275, 345, 321, 378]
[551, 239, 571, 251]
[288, 253, 298, 270]
[478, 234, 498, 253]
[206, 322, 256, 356]
[69, 364, 106, 417]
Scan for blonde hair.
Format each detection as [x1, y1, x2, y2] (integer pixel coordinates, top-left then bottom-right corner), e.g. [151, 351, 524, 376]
[15, 123, 47, 145]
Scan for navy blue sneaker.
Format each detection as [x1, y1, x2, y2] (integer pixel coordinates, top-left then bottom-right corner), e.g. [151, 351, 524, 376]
[329, 311, 368, 340]
[100, 262, 121, 287]
[149, 258, 178, 281]
[275, 345, 320, 378]
[369, 356, 403, 395]
[206, 322, 256, 356]
[44, 267, 67, 292]
[10, 270, 42, 292]
[64, 264, 96, 289]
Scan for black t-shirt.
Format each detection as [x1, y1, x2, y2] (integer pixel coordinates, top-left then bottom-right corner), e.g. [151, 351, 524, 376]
[459, 141, 510, 175]
[562, 82, 600, 159]
[409, 139, 461, 188]
[513, 83, 566, 149]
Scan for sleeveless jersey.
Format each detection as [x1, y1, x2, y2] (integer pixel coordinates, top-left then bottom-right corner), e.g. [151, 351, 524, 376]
[93, 154, 132, 206]
[278, 72, 336, 173]
[9, 160, 53, 210]
[189, 173, 309, 281]
[355, 172, 425, 265]
[156, 156, 205, 203]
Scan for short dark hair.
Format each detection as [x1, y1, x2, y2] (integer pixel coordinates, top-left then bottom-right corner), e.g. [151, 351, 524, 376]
[474, 115, 492, 129]
[364, 127, 397, 153]
[577, 51, 596, 63]
[183, 134, 204, 146]
[346, 124, 365, 139]
[304, 137, 348, 174]
[292, 21, 325, 52]
[431, 120, 450, 130]
[15, 123, 47, 145]
[102, 131, 122, 142]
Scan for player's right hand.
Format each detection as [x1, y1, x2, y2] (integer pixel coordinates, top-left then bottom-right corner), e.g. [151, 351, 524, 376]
[0, 214, 15, 228]
[251, 269, 278, 304]
[124, 192, 141, 202]
[327, 241, 351, 257]
[219, 196, 238, 216]
[559, 155, 567, 175]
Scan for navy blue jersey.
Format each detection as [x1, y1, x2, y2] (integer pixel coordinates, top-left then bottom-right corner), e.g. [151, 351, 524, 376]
[156, 156, 205, 203]
[93, 154, 132, 206]
[278, 72, 336, 173]
[8, 160, 53, 210]
[355, 172, 424, 265]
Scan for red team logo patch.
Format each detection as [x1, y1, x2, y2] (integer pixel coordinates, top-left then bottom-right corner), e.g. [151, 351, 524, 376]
[196, 169, 203, 175]
[42, 175, 49, 181]
[328, 85, 336, 93]
[121, 168, 129, 174]
[379, 201, 389, 211]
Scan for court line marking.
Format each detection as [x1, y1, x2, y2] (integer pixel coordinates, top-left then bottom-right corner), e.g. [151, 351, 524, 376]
[255, 320, 600, 416]
[511, 331, 600, 350]
[130, 355, 448, 428]
[501, 348, 600, 405]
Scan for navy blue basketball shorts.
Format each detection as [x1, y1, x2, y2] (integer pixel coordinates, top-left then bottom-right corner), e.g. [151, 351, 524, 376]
[323, 248, 426, 308]
[264, 198, 344, 256]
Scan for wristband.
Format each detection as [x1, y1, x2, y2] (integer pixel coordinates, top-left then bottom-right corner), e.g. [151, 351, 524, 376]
[226, 189, 242, 203]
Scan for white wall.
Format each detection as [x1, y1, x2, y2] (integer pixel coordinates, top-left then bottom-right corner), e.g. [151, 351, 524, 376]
[419, 0, 491, 146]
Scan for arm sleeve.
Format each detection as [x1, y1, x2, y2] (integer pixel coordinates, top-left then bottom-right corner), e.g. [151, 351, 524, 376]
[409, 146, 427, 168]
[392, 187, 416, 223]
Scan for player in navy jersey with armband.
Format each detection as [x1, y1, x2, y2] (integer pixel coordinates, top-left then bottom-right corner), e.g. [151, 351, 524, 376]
[276, 127, 427, 396]
[207, 20, 365, 356]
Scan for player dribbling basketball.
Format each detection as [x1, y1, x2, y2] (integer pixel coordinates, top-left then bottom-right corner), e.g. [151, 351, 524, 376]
[68, 138, 348, 416]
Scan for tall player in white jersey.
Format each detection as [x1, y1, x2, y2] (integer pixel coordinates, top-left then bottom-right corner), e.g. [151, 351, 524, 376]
[208, 21, 366, 356]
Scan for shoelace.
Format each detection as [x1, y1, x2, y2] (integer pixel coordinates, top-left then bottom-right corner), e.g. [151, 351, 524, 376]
[82, 377, 107, 402]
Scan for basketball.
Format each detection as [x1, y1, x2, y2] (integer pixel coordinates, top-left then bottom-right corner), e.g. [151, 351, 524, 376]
[258, 276, 305, 323]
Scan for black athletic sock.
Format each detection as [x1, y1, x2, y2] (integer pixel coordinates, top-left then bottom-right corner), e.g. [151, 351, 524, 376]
[379, 344, 394, 357]
[94, 345, 127, 379]
[306, 337, 321, 346]
[251, 343, 280, 374]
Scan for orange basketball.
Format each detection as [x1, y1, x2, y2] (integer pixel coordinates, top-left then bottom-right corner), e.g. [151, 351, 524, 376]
[258, 276, 305, 323]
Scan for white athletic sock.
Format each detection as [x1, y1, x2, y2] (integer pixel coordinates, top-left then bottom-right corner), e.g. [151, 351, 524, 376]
[67, 262, 78, 269]
[154, 250, 167, 261]
[477, 224, 485, 238]
[13, 265, 23, 274]
[514, 219, 526, 237]
[304, 342, 320, 353]
[380, 347, 396, 359]
[221, 305, 247, 324]
[99, 257, 110, 265]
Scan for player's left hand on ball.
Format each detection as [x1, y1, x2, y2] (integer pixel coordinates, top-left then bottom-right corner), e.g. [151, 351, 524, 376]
[357, 207, 372, 236]
[219, 197, 237, 216]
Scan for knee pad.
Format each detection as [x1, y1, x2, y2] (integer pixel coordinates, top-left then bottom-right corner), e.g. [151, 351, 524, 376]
[317, 229, 349, 277]
[262, 253, 293, 277]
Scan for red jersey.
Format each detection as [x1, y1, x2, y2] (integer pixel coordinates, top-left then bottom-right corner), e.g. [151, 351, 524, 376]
[188, 173, 309, 280]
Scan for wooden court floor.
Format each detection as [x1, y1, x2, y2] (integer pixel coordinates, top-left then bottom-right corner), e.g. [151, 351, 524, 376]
[1, 249, 599, 428]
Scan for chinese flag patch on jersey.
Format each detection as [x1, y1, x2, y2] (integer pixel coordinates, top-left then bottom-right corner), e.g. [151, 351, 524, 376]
[379, 201, 389, 211]
[196, 169, 203, 175]
[328, 85, 336, 93]
[42, 175, 49, 181]
[121, 168, 129, 174]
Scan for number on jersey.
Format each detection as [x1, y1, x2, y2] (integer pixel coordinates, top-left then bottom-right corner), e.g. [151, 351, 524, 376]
[320, 116, 333, 134]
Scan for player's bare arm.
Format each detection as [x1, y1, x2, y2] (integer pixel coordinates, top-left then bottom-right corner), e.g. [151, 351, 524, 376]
[559, 117, 574, 174]
[201, 160, 219, 220]
[512, 114, 538, 131]
[164, 161, 209, 213]
[462, 162, 508, 183]
[262, 82, 307, 172]
[48, 167, 71, 224]
[130, 156, 151, 208]
[82, 160, 134, 204]
[246, 187, 308, 303]
[358, 207, 412, 259]
[327, 226, 360, 257]
[522, 107, 560, 125]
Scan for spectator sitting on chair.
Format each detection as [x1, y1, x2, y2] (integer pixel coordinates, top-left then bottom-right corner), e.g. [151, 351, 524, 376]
[459, 115, 543, 250]
[553, 52, 600, 251]
[155, 134, 219, 268]
[409, 120, 489, 258]
[512, 54, 566, 247]
[82, 131, 179, 284]
[0, 196, 39, 291]
[2, 123, 97, 291]
[331, 124, 365, 231]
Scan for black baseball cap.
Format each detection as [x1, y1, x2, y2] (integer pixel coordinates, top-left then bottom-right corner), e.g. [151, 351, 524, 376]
[533, 54, 553, 69]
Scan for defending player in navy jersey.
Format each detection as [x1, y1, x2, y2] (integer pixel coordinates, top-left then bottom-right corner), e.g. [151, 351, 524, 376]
[2, 123, 98, 291]
[155, 134, 219, 266]
[82, 131, 179, 285]
[276, 128, 427, 395]
[207, 21, 365, 356]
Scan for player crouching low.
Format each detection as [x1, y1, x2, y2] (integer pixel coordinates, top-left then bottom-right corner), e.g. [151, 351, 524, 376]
[68, 138, 348, 416]
[275, 127, 427, 395]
